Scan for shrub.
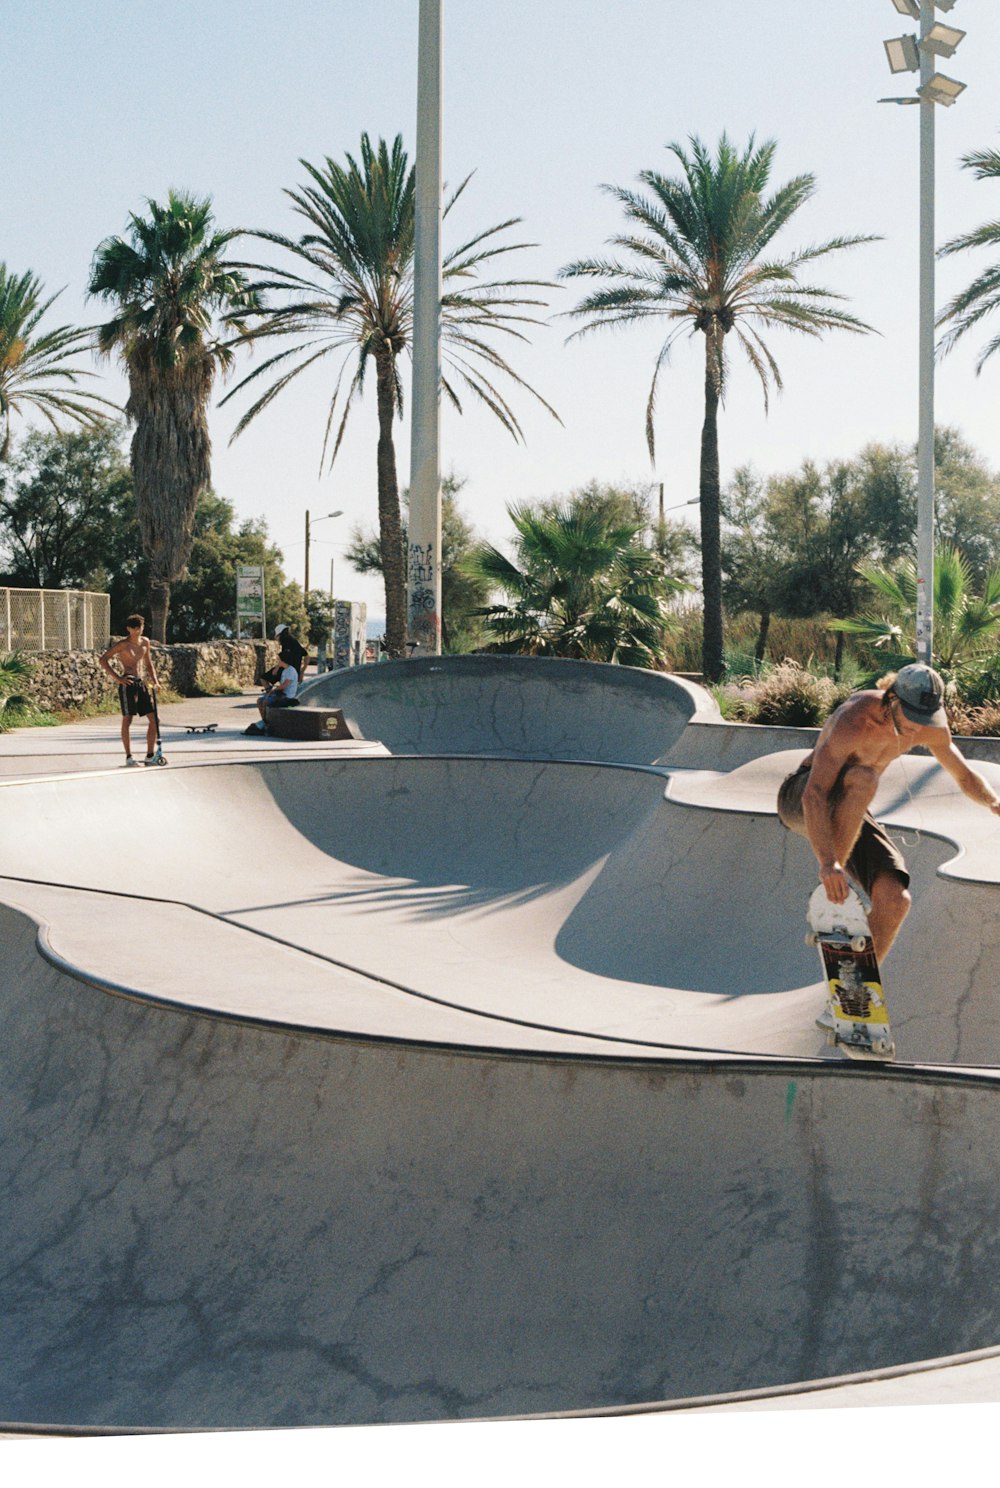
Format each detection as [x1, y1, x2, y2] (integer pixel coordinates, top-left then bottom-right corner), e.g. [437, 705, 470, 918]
[948, 701, 1000, 738]
[722, 659, 851, 728]
[191, 667, 243, 697]
[0, 653, 35, 733]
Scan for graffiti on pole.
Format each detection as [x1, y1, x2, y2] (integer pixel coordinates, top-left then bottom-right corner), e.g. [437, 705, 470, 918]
[407, 542, 440, 648]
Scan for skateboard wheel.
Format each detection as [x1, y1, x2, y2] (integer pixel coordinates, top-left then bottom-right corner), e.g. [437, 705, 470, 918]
[805, 930, 818, 947]
[850, 935, 867, 953]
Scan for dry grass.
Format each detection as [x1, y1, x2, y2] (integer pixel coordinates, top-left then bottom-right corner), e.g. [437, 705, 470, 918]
[948, 702, 1000, 738]
[666, 609, 845, 675]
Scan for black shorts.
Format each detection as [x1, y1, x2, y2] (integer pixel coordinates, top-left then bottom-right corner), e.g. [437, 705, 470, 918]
[776, 762, 910, 896]
[119, 679, 153, 718]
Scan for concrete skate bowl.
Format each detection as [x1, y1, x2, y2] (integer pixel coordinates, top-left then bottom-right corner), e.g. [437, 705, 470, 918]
[300, 653, 716, 762]
[3, 752, 1000, 1428]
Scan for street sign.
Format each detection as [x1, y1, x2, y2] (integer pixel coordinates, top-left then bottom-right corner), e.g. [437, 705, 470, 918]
[236, 565, 265, 638]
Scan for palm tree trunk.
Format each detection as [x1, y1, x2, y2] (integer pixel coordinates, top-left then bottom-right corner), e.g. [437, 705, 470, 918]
[149, 579, 170, 644]
[699, 332, 724, 682]
[375, 350, 407, 657]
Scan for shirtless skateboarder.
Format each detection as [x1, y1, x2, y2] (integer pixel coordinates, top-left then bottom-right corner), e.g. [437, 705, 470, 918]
[99, 614, 161, 766]
[777, 663, 1000, 961]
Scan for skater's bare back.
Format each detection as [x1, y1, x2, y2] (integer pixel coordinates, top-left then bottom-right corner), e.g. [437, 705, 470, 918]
[803, 689, 998, 809]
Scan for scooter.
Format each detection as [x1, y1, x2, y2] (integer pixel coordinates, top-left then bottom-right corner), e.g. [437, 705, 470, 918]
[146, 688, 168, 766]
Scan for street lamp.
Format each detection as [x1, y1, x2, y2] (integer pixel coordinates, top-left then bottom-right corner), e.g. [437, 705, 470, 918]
[304, 508, 343, 596]
[879, 0, 968, 668]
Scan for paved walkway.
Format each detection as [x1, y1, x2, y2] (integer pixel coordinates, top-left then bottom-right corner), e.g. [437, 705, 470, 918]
[0, 687, 386, 780]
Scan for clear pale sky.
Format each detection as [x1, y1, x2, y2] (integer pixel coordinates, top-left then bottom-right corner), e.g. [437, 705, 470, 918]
[5, 0, 1000, 624]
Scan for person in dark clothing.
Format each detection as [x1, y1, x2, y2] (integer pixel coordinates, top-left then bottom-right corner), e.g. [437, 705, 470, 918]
[274, 623, 306, 680]
[263, 623, 307, 685]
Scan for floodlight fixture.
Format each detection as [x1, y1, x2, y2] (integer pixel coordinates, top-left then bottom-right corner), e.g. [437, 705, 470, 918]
[921, 22, 965, 58]
[884, 34, 920, 72]
[878, 95, 920, 105]
[934, 0, 959, 13]
[916, 71, 966, 105]
[889, 0, 920, 19]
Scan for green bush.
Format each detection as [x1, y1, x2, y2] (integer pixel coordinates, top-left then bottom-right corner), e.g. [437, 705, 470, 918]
[0, 653, 35, 733]
[720, 660, 851, 728]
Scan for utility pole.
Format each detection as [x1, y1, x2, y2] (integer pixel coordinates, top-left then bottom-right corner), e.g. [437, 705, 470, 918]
[407, 0, 443, 654]
[915, 0, 936, 668]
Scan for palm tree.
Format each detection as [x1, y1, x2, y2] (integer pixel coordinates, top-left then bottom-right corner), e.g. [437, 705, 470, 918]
[939, 145, 1000, 369]
[88, 191, 259, 640]
[0, 265, 116, 459]
[222, 133, 557, 657]
[465, 501, 686, 666]
[561, 133, 877, 682]
[830, 546, 1000, 682]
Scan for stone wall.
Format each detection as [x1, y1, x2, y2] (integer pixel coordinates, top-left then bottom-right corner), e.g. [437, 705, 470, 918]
[13, 641, 280, 712]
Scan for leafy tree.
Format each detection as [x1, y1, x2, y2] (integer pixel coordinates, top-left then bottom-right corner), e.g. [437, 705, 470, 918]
[0, 425, 132, 589]
[933, 427, 1000, 586]
[720, 466, 794, 665]
[345, 474, 491, 653]
[561, 132, 877, 681]
[88, 190, 259, 640]
[168, 490, 305, 641]
[222, 133, 558, 658]
[721, 444, 915, 677]
[465, 498, 687, 666]
[302, 589, 337, 650]
[938, 143, 1000, 371]
[0, 264, 116, 458]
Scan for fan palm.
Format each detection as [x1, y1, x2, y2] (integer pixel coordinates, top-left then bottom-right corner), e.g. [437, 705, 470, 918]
[939, 146, 1000, 369]
[0, 265, 116, 459]
[222, 133, 557, 657]
[88, 191, 259, 640]
[466, 503, 686, 666]
[561, 133, 877, 681]
[830, 546, 1000, 680]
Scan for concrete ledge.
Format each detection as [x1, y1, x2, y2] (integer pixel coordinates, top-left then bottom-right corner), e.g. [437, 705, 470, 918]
[265, 705, 355, 741]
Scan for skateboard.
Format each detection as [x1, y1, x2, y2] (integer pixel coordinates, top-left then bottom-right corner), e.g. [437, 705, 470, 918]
[179, 722, 218, 734]
[806, 882, 895, 1062]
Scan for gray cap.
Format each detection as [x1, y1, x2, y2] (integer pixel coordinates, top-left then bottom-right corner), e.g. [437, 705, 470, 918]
[891, 663, 947, 727]
[274, 624, 288, 637]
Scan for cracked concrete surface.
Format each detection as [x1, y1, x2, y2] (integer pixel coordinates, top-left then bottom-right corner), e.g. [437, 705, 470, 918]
[3, 657, 1000, 1429]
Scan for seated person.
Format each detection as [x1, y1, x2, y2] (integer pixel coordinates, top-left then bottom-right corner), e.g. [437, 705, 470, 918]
[246, 662, 299, 734]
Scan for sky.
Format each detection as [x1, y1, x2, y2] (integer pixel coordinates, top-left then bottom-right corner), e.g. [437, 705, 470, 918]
[5, 0, 1000, 628]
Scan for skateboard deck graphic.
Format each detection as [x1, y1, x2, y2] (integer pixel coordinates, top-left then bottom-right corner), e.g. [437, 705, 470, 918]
[807, 883, 895, 1062]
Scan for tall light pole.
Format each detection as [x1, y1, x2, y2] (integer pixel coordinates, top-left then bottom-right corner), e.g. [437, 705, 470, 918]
[408, 0, 443, 655]
[881, 0, 967, 667]
[304, 508, 343, 597]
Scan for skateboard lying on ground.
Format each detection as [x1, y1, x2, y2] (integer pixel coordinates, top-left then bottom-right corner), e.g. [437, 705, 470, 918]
[179, 722, 218, 734]
[806, 882, 895, 1062]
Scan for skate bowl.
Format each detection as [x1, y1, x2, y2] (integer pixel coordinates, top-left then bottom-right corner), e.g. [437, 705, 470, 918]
[3, 664, 1000, 1427]
[299, 653, 717, 763]
[4, 895, 1000, 1430]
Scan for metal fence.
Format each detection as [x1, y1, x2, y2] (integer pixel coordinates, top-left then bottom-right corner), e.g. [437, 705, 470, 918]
[0, 588, 111, 652]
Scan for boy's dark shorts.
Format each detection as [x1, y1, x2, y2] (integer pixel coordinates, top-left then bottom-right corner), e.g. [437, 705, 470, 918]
[118, 679, 153, 718]
[777, 761, 910, 896]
